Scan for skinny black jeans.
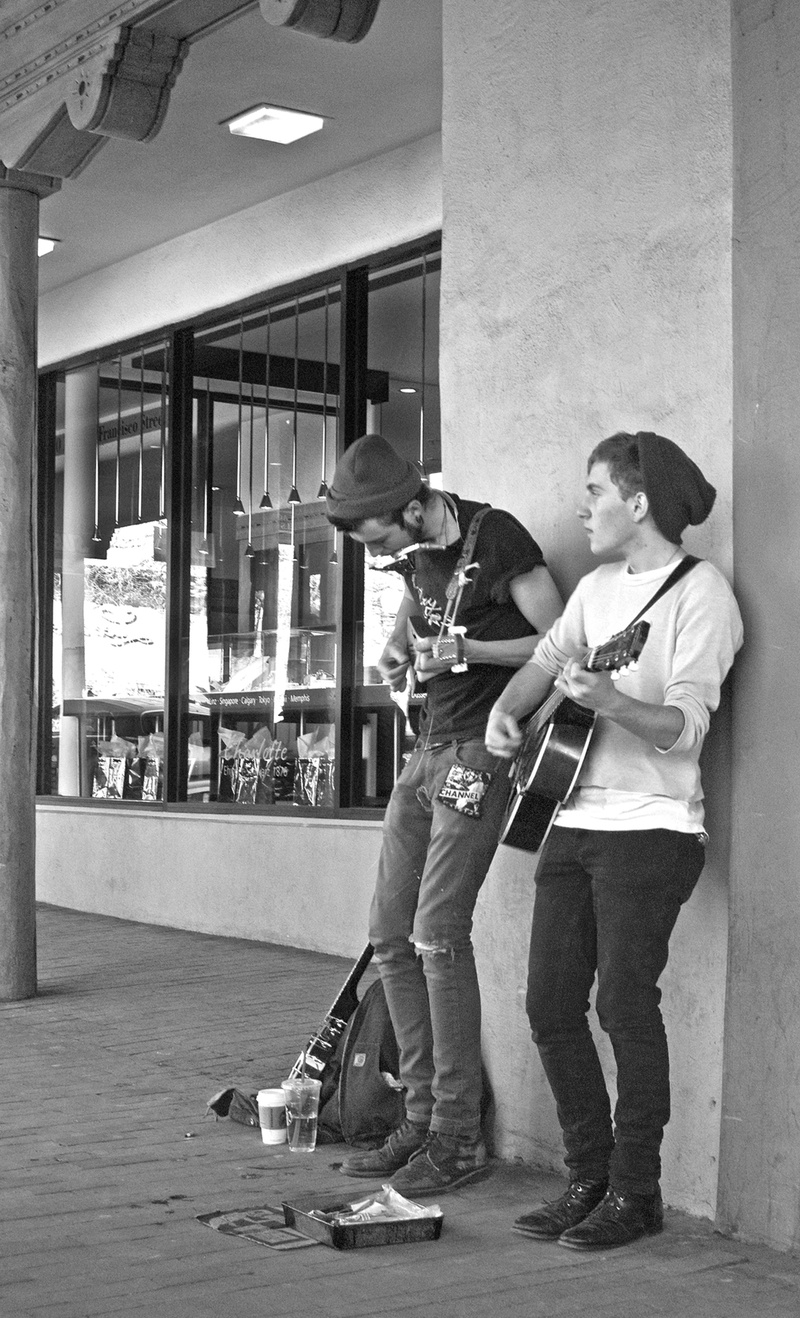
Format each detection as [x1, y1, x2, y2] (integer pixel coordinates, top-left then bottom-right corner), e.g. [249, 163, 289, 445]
[526, 826, 706, 1196]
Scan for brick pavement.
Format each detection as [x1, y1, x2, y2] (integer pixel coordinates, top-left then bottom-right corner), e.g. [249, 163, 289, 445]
[1, 905, 799, 1318]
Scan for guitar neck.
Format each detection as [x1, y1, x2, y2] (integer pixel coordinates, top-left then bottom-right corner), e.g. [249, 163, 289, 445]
[289, 943, 374, 1080]
[530, 620, 651, 731]
[327, 943, 374, 1022]
[530, 685, 566, 734]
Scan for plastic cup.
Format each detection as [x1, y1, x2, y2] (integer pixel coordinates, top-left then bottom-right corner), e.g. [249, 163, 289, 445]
[256, 1087, 287, 1145]
[281, 1076, 322, 1153]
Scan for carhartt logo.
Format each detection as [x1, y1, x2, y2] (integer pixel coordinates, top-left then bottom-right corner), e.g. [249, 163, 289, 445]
[353, 1053, 367, 1068]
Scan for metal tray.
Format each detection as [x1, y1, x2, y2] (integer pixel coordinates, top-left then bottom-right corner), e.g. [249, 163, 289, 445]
[282, 1192, 443, 1250]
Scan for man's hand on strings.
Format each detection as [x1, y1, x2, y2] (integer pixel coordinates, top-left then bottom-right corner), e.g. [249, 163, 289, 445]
[555, 659, 619, 715]
[411, 635, 455, 681]
[378, 640, 411, 692]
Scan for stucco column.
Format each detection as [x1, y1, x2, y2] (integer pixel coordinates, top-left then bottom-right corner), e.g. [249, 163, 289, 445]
[59, 365, 98, 796]
[0, 179, 39, 999]
[719, 0, 800, 1253]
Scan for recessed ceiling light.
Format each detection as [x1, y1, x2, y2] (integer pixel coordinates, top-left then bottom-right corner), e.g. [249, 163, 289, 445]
[38, 236, 59, 256]
[224, 104, 325, 145]
[399, 386, 417, 394]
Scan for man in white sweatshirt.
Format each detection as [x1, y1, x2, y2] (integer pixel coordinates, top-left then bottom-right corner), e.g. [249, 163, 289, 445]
[485, 431, 743, 1251]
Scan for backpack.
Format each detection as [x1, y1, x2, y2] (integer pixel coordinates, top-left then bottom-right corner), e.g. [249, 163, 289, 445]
[317, 977, 406, 1147]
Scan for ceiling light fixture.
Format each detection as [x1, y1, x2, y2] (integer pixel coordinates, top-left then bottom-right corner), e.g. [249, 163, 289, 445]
[38, 236, 58, 256]
[399, 386, 417, 394]
[224, 104, 325, 145]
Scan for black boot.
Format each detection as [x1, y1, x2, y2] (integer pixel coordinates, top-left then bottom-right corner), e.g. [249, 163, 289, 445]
[513, 1178, 609, 1240]
[558, 1186, 663, 1250]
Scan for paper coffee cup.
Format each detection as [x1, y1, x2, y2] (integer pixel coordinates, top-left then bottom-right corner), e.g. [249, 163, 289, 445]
[256, 1088, 287, 1144]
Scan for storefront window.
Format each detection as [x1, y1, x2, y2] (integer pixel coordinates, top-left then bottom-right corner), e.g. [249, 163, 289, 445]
[352, 253, 441, 807]
[188, 290, 340, 807]
[41, 236, 441, 812]
[52, 348, 170, 800]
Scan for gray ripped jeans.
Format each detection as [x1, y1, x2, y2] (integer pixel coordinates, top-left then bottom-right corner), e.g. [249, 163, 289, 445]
[369, 737, 509, 1139]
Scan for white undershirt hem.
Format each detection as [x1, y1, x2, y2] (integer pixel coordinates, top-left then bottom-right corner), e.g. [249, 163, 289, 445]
[554, 787, 704, 833]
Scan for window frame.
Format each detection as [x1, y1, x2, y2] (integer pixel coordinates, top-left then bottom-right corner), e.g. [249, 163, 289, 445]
[36, 231, 442, 817]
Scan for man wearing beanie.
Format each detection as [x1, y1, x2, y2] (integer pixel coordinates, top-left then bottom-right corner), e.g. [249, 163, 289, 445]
[486, 431, 743, 1250]
[325, 434, 563, 1194]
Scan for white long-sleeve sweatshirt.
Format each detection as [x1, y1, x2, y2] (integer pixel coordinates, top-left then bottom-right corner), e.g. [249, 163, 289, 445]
[530, 557, 743, 830]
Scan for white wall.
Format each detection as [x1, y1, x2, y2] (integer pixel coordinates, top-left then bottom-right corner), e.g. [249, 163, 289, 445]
[38, 133, 442, 367]
[440, 0, 733, 1219]
[36, 804, 381, 954]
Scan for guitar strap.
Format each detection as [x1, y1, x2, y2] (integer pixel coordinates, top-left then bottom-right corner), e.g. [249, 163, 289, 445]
[624, 554, 700, 628]
[440, 503, 492, 632]
[397, 504, 492, 738]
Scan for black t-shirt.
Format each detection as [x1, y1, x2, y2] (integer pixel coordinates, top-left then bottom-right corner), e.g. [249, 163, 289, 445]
[394, 494, 547, 741]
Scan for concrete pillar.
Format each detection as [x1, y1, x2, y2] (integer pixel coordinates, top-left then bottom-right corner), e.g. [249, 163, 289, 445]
[0, 180, 39, 999]
[719, 0, 800, 1253]
[441, 0, 733, 1218]
[59, 365, 98, 796]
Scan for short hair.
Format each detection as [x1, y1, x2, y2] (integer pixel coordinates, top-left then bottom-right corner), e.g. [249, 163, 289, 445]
[327, 481, 433, 533]
[587, 432, 644, 500]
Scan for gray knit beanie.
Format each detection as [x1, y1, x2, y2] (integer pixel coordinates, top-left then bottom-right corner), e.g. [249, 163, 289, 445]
[636, 432, 716, 544]
[325, 434, 421, 522]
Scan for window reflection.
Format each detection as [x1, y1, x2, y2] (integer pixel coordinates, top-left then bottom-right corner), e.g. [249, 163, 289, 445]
[190, 291, 340, 807]
[352, 253, 441, 808]
[52, 349, 170, 800]
[44, 242, 442, 812]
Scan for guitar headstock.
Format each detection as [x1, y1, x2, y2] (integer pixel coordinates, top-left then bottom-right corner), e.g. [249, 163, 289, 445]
[586, 620, 650, 674]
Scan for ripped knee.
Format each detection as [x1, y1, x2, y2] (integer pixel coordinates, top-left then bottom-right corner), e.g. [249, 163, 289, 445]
[412, 936, 471, 961]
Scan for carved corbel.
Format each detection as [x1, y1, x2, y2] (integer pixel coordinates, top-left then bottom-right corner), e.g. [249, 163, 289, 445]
[0, 164, 61, 200]
[259, 0, 382, 43]
[66, 25, 188, 143]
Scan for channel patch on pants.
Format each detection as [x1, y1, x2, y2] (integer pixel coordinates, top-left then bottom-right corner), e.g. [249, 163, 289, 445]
[437, 762, 493, 818]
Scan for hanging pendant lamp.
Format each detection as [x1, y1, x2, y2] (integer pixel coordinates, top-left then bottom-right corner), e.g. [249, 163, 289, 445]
[199, 376, 212, 555]
[233, 316, 246, 515]
[417, 252, 427, 481]
[92, 358, 103, 544]
[260, 306, 273, 510]
[317, 287, 330, 499]
[288, 297, 301, 504]
[136, 346, 145, 523]
[158, 343, 167, 522]
[245, 381, 256, 557]
[113, 356, 123, 528]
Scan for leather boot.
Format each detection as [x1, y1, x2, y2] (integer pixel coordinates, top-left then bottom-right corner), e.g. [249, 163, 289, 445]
[558, 1186, 663, 1250]
[341, 1118, 429, 1178]
[513, 1178, 609, 1239]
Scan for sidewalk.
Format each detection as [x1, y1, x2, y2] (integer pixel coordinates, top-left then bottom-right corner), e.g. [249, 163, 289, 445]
[2, 905, 799, 1318]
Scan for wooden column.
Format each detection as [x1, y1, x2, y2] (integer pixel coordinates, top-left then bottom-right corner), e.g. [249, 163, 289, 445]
[0, 178, 39, 999]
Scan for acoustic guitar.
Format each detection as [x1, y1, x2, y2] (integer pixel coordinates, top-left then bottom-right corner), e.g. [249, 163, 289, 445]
[287, 943, 374, 1082]
[498, 620, 650, 853]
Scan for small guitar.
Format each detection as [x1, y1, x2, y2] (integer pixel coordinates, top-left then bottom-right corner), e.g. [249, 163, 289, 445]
[499, 620, 650, 853]
[287, 943, 374, 1082]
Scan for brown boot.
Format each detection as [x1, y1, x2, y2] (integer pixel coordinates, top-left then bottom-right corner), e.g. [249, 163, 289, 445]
[340, 1118, 429, 1178]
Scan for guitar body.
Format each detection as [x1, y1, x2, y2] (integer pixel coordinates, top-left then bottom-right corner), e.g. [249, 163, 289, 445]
[497, 619, 651, 856]
[500, 699, 596, 853]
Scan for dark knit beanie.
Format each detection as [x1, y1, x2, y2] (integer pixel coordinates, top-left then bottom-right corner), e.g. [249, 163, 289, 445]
[325, 434, 422, 522]
[636, 432, 716, 544]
